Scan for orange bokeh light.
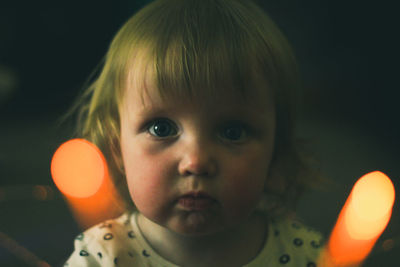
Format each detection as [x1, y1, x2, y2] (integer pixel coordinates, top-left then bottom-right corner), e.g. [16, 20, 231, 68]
[319, 171, 395, 266]
[50, 138, 107, 198]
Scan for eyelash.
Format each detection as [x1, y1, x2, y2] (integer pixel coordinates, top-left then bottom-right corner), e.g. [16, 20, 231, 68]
[219, 123, 248, 142]
[145, 118, 249, 142]
[146, 118, 179, 139]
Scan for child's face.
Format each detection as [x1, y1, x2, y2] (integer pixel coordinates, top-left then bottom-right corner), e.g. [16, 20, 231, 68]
[120, 79, 275, 237]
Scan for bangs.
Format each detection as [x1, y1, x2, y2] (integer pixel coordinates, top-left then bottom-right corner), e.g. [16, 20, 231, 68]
[121, 0, 285, 102]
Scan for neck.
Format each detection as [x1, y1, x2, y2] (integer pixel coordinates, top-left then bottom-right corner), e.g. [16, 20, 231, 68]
[137, 212, 268, 267]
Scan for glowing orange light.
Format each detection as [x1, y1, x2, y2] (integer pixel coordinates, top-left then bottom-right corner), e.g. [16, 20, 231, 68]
[51, 138, 124, 229]
[50, 138, 107, 198]
[319, 171, 395, 266]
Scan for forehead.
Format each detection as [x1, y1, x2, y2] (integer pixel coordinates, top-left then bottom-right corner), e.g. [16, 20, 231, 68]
[123, 72, 274, 120]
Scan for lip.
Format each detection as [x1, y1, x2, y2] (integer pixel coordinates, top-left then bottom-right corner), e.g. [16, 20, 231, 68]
[177, 191, 216, 211]
[180, 191, 214, 198]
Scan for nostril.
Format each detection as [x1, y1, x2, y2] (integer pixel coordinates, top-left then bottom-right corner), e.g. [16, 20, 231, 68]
[178, 139, 218, 177]
[178, 155, 217, 177]
[181, 162, 209, 176]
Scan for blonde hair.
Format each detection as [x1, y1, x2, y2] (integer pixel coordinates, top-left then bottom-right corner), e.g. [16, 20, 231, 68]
[69, 0, 321, 217]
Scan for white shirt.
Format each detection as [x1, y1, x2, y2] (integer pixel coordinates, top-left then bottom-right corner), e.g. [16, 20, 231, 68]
[65, 212, 323, 266]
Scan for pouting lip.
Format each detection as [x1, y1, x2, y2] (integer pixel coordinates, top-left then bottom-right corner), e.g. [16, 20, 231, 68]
[177, 191, 217, 211]
[179, 191, 214, 199]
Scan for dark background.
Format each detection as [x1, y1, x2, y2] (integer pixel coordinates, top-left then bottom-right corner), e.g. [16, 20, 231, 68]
[0, 0, 399, 266]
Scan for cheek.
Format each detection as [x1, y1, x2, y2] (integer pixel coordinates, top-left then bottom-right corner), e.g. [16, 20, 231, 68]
[223, 170, 265, 212]
[122, 144, 174, 218]
[221, 151, 270, 217]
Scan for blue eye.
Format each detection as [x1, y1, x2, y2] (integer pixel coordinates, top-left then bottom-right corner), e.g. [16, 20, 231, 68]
[147, 119, 178, 138]
[221, 125, 246, 141]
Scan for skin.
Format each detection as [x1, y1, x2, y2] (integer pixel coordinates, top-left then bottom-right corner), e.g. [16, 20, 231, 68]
[120, 74, 276, 266]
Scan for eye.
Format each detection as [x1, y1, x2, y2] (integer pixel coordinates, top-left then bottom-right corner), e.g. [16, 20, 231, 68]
[220, 124, 247, 142]
[147, 118, 178, 138]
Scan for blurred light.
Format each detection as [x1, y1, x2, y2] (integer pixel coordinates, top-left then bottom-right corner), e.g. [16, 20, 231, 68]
[46, 186, 55, 200]
[319, 171, 395, 266]
[32, 185, 55, 201]
[345, 172, 394, 240]
[32, 185, 48, 201]
[51, 138, 107, 198]
[63, 176, 125, 229]
[0, 231, 51, 267]
[51, 138, 124, 229]
[382, 239, 395, 251]
[0, 185, 57, 202]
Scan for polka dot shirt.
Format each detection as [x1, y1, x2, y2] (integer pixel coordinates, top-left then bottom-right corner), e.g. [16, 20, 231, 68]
[65, 212, 323, 266]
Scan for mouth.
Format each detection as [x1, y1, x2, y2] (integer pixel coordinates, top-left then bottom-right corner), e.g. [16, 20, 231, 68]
[177, 191, 216, 211]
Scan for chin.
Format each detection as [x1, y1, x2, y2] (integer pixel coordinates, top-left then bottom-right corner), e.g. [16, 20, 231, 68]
[169, 211, 228, 237]
[174, 225, 221, 238]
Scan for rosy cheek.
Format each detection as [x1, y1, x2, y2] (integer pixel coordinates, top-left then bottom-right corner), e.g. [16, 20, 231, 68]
[125, 151, 173, 217]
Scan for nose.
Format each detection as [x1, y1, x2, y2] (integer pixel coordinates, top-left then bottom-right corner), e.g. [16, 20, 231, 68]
[178, 137, 217, 177]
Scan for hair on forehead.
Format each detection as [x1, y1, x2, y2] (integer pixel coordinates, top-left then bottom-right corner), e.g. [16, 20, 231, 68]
[116, 0, 295, 103]
[126, 46, 265, 107]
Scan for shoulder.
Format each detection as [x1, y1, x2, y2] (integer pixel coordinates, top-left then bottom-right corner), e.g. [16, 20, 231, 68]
[246, 215, 324, 267]
[75, 212, 135, 246]
[64, 212, 146, 267]
[270, 216, 324, 266]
